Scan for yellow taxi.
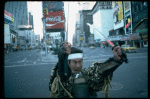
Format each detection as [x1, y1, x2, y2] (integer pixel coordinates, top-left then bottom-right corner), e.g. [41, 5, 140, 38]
[121, 45, 138, 53]
[89, 46, 95, 49]
[28, 47, 32, 50]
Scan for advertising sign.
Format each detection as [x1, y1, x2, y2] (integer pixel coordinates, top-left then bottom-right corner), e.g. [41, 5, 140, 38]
[112, 1, 124, 30]
[125, 15, 131, 34]
[124, 1, 130, 13]
[18, 25, 32, 29]
[44, 11, 64, 29]
[47, 32, 61, 39]
[123, 1, 132, 34]
[120, 33, 141, 41]
[142, 34, 148, 40]
[43, 1, 63, 12]
[4, 24, 11, 44]
[4, 10, 14, 24]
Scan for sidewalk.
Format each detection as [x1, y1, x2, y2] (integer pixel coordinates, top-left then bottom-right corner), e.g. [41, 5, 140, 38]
[40, 50, 58, 63]
[138, 47, 148, 51]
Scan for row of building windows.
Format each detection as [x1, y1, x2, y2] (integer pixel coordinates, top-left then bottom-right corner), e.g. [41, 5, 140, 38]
[99, 1, 112, 6]
[132, 1, 148, 14]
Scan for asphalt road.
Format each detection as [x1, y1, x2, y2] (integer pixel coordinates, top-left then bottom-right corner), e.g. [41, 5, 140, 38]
[4, 47, 148, 98]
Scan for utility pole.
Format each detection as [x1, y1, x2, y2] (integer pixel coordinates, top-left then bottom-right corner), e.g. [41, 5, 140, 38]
[66, 2, 69, 42]
[31, 31, 32, 48]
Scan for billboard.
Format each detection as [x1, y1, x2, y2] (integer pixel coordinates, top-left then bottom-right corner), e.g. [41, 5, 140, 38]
[123, 1, 132, 34]
[4, 10, 14, 24]
[44, 11, 64, 29]
[112, 1, 124, 30]
[47, 32, 61, 39]
[42, 1, 63, 12]
[124, 1, 130, 13]
[120, 33, 141, 41]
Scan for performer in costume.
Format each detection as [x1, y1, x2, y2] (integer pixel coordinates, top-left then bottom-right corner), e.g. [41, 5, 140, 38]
[49, 42, 127, 98]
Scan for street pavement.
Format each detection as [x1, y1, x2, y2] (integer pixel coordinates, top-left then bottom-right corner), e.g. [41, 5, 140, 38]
[4, 47, 148, 98]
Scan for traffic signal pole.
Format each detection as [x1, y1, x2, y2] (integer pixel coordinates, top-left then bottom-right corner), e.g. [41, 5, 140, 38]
[43, 7, 49, 56]
[42, 17, 47, 57]
[44, 19, 47, 57]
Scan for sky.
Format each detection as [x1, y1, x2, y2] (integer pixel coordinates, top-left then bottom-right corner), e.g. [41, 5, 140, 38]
[27, 1, 96, 45]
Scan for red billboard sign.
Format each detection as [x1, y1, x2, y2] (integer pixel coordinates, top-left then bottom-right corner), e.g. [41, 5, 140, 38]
[44, 11, 64, 29]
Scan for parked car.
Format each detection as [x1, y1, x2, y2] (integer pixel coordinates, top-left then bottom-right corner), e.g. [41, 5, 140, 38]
[121, 45, 138, 53]
[12, 46, 17, 51]
[89, 46, 95, 49]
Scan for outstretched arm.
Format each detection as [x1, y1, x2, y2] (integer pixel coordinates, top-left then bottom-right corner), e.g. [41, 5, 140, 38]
[98, 45, 125, 76]
[82, 46, 127, 92]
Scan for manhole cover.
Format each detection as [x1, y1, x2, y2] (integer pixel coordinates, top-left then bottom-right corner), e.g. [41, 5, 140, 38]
[109, 82, 123, 90]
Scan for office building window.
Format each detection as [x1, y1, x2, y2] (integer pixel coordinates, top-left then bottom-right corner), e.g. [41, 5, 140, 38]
[138, 3, 141, 11]
[134, 5, 137, 13]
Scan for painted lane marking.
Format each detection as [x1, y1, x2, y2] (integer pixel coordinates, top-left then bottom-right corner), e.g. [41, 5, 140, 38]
[21, 58, 27, 62]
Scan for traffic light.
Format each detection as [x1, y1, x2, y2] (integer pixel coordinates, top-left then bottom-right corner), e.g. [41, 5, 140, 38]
[43, 8, 48, 16]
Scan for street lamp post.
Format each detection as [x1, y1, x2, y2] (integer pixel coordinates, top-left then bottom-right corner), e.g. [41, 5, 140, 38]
[42, 17, 47, 56]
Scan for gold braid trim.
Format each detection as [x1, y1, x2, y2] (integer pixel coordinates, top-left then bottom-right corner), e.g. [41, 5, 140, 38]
[50, 73, 73, 98]
[101, 75, 111, 98]
[50, 77, 59, 98]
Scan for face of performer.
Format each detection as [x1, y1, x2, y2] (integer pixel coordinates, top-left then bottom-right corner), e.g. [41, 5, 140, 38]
[69, 58, 83, 73]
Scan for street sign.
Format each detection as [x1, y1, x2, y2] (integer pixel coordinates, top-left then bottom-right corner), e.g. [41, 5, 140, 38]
[80, 37, 83, 41]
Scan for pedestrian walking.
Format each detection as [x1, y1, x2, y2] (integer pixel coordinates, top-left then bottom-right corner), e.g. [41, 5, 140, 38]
[49, 42, 127, 98]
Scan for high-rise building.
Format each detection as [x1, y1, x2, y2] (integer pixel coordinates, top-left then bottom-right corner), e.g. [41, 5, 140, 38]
[131, 1, 148, 47]
[28, 12, 34, 29]
[4, 1, 29, 51]
[5, 1, 29, 30]
[79, 10, 93, 44]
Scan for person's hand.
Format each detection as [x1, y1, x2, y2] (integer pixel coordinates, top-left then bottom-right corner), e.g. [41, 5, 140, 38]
[113, 46, 122, 61]
[63, 42, 71, 55]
